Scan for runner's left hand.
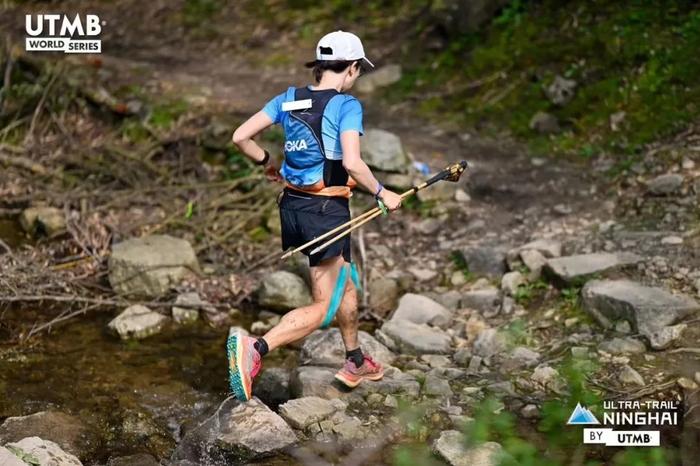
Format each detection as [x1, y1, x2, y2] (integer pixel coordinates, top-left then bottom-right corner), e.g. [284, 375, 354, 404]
[264, 162, 283, 183]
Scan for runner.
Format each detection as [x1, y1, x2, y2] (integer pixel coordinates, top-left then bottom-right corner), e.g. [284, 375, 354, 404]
[228, 30, 402, 401]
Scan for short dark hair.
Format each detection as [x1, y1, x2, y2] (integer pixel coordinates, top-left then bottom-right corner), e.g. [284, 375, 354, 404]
[304, 59, 370, 83]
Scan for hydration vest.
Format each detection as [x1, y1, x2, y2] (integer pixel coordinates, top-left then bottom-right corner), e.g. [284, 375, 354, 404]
[280, 86, 356, 198]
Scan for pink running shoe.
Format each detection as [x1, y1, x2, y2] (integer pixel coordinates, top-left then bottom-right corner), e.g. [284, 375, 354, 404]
[226, 332, 262, 401]
[335, 355, 384, 388]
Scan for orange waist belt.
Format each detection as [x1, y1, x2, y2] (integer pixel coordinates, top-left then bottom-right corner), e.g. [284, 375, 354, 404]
[285, 178, 357, 199]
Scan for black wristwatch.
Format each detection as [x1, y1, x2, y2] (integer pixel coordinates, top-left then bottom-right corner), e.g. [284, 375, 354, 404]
[255, 150, 270, 166]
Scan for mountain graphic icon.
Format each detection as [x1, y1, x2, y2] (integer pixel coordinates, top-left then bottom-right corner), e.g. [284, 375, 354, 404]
[566, 403, 600, 425]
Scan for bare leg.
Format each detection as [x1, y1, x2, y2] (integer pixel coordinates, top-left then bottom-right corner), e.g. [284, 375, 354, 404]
[336, 272, 359, 352]
[262, 255, 344, 351]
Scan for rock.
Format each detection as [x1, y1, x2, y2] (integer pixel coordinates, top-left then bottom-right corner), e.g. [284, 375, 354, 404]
[253, 367, 290, 409]
[521, 404, 540, 419]
[615, 320, 632, 334]
[408, 267, 439, 282]
[461, 288, 501, 313]
[290, 365, 420, 400]
[678, 377, 698, 390]
[0, 411, 97, 461]
[453, 348, 472, 367]
[108, 235, 200, 297]
[544, 252, 643, 285]
[661, 235, 683, 245]
[106, 454, 159, 466]
[501, 271, 525, 297]
[173, 397, 295, 463]
[610, 111, 626, 131]
[501, 347, 541, 371]
[545, 75, 577, 105]
[381, 320, 451, 354]
[172, 292, 205, 324]
[330, 414, 365, 442]
[529, 111, 560, 134]
[5, 437, 82, 466]
[299, 328, 395, 367]
[619, 365, 645, 386]
[599, 337, 646, 355]
[433, 430, 503, 466]
[455, 189, 471, 202]
[416, 177, 459, 202]
[424, 375, 453, 397]
[257, 271, 312, 312]
[428, 290, 462, 311]
[647, 174, 684, 195]
[374, 329, 398, 351]
[507, 239, 562, 262]
[368, 277, 400, 314]
[19, 206, 66, 236]
[531, 365, 563, 392]
[108, 305, 167, 340]
[472, 329, 507, 360]
[582, 280, 699, 349]
[462, 246, 507, 278]
[421, 354, 451, 368]
[390, 293, 452, 326]
[384, 395, 399, 409]
[279, 396, 344, 429]
[362, 129, 409, 172]
[356, 64, 402, 93]
[0, 446, 26, 466]
[652, 324, 687, 349]
[520, 249, 547, 281]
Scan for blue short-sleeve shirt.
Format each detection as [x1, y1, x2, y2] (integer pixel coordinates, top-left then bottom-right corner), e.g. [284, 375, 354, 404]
[262, 86, 363, 161]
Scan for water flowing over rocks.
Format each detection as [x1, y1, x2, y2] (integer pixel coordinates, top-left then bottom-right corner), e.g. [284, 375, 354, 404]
[256, 271, 312, 312]
[300, 328, 396, 367]
[108, 235, 200, 297]
[108, 305, 168, 340]
[582, 279, 699, 349]
[544, 252, 643, 285]
[173, 397, 296, 463]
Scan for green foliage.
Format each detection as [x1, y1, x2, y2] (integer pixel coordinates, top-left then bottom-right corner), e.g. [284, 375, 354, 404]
[149, 100, 188, 128]
[449, 250, 474, 280]
[389, 0, 700, 160]
[513, 278, 548, 305]
[182, 0, 224, 26]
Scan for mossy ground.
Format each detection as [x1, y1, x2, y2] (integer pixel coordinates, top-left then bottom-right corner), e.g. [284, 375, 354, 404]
[383, 0, 700, 164]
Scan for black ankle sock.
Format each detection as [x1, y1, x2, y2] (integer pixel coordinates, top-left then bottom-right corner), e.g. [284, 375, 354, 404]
[346, 347, 364, 368]
[254, 337, 269, 357]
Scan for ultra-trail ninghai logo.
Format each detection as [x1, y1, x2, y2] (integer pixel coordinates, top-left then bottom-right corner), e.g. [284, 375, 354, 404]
[566, 400, 679, 447]
[25, 14, 103, 54]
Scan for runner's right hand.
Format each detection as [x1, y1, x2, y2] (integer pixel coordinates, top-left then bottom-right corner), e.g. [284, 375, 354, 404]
[264, 162, 283, 183]
[379, 189, 402, 211]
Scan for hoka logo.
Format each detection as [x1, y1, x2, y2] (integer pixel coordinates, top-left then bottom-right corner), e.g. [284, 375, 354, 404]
[285, 139, 308, 152]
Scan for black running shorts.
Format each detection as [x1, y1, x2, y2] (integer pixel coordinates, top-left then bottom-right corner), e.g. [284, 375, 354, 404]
[279, 188, 351, 267]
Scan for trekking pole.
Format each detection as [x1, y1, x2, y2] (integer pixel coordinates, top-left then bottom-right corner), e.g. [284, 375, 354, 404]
[299, 160, 469, 258]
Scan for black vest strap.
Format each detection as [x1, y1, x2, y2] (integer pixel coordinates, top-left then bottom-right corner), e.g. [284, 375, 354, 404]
[291, 87, 350, 187]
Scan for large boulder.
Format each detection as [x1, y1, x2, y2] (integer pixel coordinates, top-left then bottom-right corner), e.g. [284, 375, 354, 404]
[173, 397, 296, 463]
[109, 235, 200, 297]
[647, 173, 684, 195]
[108, 305, 168, 340]
[257, 271, 312, 312]
[19, 206, 66, 236]
[299, 328, 395, 367]
[582, 280, 699, 349]
[5, 437, 82, 466]
[252, 368, 291, 410]
[390, 293, 452, 326]
[0, 411, 97, 460]
[361, 129, 410, 172]
[433, 430, 503, 466]
[544, 252, 642, 285]
[381, 320, 451, 354]
[461, 288, 501, 314]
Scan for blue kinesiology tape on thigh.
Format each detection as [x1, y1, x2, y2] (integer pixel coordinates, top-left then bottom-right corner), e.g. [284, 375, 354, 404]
[320, 264, 348, 329]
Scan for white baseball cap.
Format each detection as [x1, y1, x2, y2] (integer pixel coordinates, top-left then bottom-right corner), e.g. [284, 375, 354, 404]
[315, 30, 374, 68]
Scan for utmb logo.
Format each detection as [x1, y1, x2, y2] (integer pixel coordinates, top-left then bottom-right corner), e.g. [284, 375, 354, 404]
[25, 14, 102, 54]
